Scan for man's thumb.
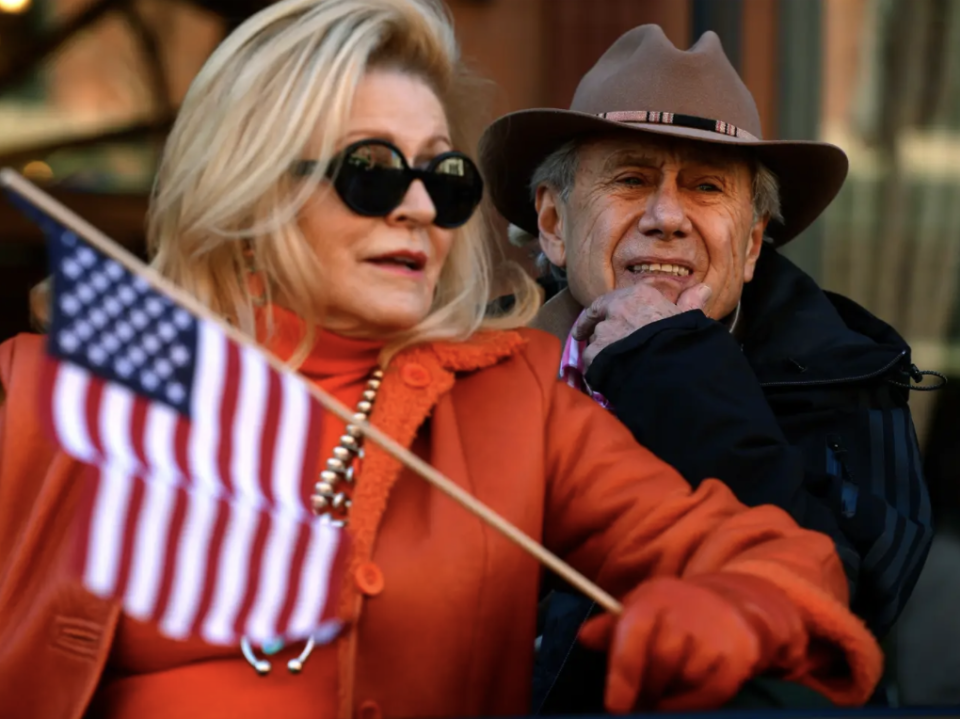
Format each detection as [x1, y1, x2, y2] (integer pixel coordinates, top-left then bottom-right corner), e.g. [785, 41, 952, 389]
[677, 284, 712, 312]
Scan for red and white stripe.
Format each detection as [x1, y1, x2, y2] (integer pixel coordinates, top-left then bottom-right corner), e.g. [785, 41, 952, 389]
[45, 320, 347, 646]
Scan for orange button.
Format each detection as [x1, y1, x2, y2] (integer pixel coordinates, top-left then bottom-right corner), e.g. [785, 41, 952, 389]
[400, 363, 431, 388]
[358, 700, 382, 719]
[355, 561, 385, 596]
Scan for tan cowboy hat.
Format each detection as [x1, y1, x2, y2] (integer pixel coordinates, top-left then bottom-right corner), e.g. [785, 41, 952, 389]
[479, 25, 848, 246]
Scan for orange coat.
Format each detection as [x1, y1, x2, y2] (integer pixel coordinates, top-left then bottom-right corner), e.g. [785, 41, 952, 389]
[0, 328, 881, 719]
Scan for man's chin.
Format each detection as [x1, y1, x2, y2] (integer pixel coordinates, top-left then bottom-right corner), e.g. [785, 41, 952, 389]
[617, 273, 688, 303]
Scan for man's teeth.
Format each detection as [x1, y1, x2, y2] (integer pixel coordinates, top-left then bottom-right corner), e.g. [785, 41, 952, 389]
[627, 263, 691, 277]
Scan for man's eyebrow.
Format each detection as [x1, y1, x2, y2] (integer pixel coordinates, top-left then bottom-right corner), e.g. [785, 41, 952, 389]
[676, 144, 743, 171]
[601, 151, 662, 173]
[683, 155, 738, 172]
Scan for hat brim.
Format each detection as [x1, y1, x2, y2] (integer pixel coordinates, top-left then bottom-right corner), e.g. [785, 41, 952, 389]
[478, 109, 849, 246]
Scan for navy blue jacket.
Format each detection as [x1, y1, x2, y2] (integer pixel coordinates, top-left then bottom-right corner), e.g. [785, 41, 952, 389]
[532, 246, 933, 713]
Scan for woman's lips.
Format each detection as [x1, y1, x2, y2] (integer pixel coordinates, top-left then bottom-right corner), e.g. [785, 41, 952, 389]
[365, 250, 428, 277]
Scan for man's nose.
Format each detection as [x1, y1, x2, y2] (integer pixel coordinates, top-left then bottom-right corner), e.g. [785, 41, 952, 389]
[638, 180, 689, 240]
[389, 179, 437, 226]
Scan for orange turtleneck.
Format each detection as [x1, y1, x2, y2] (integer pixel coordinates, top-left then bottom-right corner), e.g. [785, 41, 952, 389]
[89, 304, 384, 719]
[261, 303, 386, 485]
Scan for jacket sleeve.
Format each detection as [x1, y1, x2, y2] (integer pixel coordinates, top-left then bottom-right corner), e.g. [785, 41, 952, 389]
[583, 310, 931, 640]
[0, 335, 61, 552]
[528, 346, 883, 705]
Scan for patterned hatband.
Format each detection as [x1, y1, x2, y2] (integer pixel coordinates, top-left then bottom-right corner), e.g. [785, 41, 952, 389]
[598, 110, 759, 141]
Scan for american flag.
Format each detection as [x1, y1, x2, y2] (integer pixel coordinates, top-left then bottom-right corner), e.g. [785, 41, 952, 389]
[17, 192, 348, 647]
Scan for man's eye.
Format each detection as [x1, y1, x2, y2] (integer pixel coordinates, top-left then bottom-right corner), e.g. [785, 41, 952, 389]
[696, 182, 722, 192]
[617, 176, 646, 186]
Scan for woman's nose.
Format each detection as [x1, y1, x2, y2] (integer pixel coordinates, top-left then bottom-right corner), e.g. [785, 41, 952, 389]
[389, 179, 437, 226]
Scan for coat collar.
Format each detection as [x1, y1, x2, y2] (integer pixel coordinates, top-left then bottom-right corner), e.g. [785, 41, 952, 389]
[530, 289, 581, 345]
[741, 246, 909, 385]
[427, 329, 529, 372]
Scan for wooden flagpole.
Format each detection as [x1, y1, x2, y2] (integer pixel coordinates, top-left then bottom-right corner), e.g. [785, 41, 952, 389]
[0, 168, 624, 616]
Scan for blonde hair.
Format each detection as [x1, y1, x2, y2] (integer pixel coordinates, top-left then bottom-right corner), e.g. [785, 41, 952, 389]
[147, 0, 539, 364]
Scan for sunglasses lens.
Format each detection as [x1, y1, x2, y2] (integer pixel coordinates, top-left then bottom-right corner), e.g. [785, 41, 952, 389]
[425, 154, 483, 228]
[325, 142, 482, 227]
[334, 143, 410, 216]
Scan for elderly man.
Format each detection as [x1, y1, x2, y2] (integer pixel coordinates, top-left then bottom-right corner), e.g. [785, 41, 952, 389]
[480, 25, 933, 711]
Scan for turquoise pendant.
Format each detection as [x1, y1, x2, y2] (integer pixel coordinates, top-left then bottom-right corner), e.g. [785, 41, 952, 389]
[262, 638, 285, 656]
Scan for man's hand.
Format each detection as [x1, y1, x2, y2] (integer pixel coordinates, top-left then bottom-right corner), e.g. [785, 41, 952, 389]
[572, 283, 712, 369]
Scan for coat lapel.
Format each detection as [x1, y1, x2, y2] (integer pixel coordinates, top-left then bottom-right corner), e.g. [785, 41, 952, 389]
[347, 345, 453, 561]
[530, 288, 582, 343]
[347, 330, 528, 562]
[334, 329, 528, 719]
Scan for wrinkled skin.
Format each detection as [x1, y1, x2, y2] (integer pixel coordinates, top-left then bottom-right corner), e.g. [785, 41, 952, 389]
[536, 134, 768, 367]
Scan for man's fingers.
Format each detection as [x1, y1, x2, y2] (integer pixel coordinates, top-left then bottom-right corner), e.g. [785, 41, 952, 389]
[676, 283, 712, 313]
[582, 342, 602, 371]
[573, 284, 666, 341]
[572, 300, 608, 341]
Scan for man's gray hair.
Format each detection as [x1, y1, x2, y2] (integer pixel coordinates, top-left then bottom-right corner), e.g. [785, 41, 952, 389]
[516, 139, 783, 276]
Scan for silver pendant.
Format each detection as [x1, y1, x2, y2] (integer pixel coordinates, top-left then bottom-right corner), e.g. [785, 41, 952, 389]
[241, 636, 317, 675]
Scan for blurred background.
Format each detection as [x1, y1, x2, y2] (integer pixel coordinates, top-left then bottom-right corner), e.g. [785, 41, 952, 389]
[0, 0, 957, 707]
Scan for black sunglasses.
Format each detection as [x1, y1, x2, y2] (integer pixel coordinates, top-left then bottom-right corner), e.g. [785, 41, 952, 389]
[291, 139, 484, 229]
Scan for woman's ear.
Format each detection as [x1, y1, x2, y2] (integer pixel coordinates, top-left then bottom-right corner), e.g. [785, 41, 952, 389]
[535, 185, 567, 269]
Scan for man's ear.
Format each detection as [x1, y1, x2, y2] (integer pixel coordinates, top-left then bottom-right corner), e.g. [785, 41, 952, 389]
[535, 185, 566, 268]
[742, 216, 767, 283]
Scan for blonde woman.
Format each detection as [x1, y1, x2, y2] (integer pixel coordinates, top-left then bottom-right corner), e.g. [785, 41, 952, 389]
[0, 1, 881, 717]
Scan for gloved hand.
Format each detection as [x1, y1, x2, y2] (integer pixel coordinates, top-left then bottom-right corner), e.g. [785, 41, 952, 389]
[579, 572, 809, 713]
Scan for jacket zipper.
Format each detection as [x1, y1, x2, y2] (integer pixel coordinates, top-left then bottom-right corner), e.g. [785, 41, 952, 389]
[759, 349, 907, 389]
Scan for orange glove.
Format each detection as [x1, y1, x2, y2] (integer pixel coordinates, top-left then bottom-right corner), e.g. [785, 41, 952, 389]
[579, 572, 809, 713]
